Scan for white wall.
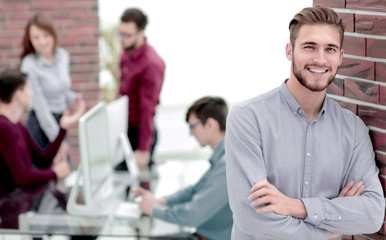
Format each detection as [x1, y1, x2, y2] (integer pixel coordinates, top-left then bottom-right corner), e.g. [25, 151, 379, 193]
[99, 0, 312, 107]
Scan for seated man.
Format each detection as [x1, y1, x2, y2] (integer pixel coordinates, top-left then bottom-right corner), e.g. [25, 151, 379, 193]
[134, 96, 232, 240]
[0, 69, 85, 228]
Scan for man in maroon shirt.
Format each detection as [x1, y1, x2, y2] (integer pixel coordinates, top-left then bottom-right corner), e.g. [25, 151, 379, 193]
[0, 69, 85, 228]
[117, 8, 165, 174]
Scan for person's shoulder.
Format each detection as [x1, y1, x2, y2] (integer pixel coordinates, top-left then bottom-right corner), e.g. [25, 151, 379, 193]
[143, 44, 164, 65]
[326, 98, 368, 131]
[0, 117, 18, 140]
[233, 86, 281, 111]
[21, 53, 38, 69]
[56, 47, 69, 59]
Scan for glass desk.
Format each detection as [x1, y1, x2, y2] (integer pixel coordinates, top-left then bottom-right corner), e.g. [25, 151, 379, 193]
[0, 159, 209, 240]
[15, 212, 197, 239]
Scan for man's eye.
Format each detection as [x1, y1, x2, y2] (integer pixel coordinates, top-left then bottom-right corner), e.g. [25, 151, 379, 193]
[304, 46, 314, 50]
[327, 48, 336, 52]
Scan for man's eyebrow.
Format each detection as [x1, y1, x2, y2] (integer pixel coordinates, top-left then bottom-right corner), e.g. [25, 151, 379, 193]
[300, 41, 317, 46]
[300, 41, 340, 49]
[327, 43, 340, 49]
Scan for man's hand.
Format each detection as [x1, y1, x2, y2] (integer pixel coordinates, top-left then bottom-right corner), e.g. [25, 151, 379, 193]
[329, 181, 364, 238]
[133, 187, 165, 215]
[53, 159, 70, 180]
[53, 142, 69, 165]
[248, 180, 307, 219]
[338, 180, 363, 197]
[134, 150, 150, 171]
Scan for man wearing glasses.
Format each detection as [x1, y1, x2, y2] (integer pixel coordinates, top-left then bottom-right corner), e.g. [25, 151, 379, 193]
[116, 8, 165, 180]
[134, 97, 233, 240]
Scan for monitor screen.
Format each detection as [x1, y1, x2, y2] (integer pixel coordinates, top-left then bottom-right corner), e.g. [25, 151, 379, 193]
[78, 102, 113, 205]
[106, 96, 129, 168]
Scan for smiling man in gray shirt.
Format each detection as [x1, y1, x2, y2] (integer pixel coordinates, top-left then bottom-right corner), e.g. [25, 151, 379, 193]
[225, 6, 384, 240]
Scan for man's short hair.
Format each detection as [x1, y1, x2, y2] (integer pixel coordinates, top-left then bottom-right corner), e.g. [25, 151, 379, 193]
[120, 8, 148, 31]
[186, 96, 228, 131]
[289, 6, 345, 48]
[0, 70, 27, 104]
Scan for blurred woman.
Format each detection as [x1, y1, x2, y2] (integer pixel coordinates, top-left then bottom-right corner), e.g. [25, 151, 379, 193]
[20, 13, 81, 164]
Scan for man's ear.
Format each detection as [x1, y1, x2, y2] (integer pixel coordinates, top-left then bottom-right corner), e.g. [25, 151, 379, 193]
[286, 43, 293, 61]
[138, 30, 145, 39]
[205, 117, 218, 129]
[13, 89, 22, 103]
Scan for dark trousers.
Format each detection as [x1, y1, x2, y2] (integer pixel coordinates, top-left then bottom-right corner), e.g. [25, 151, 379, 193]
[26, 110, 62, 150]
[115, 126, 158, 171]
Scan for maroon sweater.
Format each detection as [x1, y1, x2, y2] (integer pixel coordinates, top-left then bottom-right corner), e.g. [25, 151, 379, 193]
[0, 115, 65, 196]
[119, 40, 165, 151]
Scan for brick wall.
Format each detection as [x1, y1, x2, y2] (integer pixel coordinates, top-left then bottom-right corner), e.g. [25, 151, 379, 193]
[0, 0, 100, 166]
[314, 0, 386, 239]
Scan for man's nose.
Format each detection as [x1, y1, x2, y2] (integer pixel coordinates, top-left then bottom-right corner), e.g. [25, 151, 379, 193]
[313, 49, 327, 64]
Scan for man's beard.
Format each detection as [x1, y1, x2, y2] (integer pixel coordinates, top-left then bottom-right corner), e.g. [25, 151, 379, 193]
[124, 43, 136, 51]
[292, 56, 336, 92]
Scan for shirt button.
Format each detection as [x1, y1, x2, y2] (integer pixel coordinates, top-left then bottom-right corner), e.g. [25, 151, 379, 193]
[338, 216, 342, 220]
[304, 181, 309, 186]
[298, 109, 303, 114]
[313, 214, 318, 219]
[306, 152, 311, 157]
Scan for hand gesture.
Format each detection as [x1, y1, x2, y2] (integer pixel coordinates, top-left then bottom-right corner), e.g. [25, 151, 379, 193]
[60, 94, 86, 130]
[53, 142, 69, 165]
[338, 180, 363, 197]
[53, 159, 70, 180]
[133, 187, 158, 216]
[249, 180, 307, 219]
[328, 181, 364, 239]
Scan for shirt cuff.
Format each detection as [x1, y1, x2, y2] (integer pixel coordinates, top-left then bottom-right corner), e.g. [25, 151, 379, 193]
[151, 204, 167, 218]
[301, 198, 325, 226]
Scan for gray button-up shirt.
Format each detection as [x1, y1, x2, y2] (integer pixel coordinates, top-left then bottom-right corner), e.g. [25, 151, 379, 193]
[152, 139, 233, 240]
[225, 81, 385, 240]
[21, 48, 76, 141]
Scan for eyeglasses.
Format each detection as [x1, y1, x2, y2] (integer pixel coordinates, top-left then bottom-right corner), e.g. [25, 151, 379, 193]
[188, 119, 207, 130]
[116, 30, 137, 39]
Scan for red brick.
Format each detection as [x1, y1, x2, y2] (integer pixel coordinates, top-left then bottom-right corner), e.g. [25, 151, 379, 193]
[363, 233, 386, 239]
[358, 106, 386, 129]
[352, 235, 368, 240]
[381, 86, 386, 105]
[338, 13, 355, 33]
[369, 130, 386, 152]
[327, 78, 344, 96]
[378, 164, 385, 176]
[335, 100, 358, 114]
[356, 14, 386, 36]
[338, 58, 375, 80]
[347, 0, 386, 13]
[379, 222, 386, 235]
[376, 151, 386, 165]
[367, 39, 386, 58]
[344, 78, 378, 103]
[313, 0, 346, 8]
[342, 235, 353, 240]
[376, 63, 386, 83]
[342, 36, 366, 56]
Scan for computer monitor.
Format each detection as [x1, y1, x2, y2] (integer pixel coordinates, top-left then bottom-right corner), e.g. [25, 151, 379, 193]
[67, 99, 139, 216]
[106, 96, 140, 192]
[106, 96, 128, 168]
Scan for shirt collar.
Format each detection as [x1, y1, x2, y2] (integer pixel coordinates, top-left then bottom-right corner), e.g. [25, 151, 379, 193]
[35, 50, 57, 67]
[280, 79, 328, 118]
[209, 138, 224, 165]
